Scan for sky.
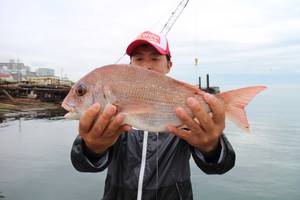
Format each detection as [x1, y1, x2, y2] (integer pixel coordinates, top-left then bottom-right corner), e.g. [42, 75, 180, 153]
[1, 0, 300, 83]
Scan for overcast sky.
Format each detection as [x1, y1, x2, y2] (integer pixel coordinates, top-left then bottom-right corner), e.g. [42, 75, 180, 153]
[1, 0, 300, 82]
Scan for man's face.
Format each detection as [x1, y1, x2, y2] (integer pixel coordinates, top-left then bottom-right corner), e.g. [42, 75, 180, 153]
[130, 44, 172, 74]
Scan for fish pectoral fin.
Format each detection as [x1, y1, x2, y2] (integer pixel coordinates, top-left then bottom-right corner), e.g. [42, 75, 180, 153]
[103, 84, 117, 104]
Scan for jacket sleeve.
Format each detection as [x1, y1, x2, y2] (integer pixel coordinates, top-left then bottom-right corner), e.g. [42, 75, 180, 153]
[70, 135, 113, 172]
[191, 134, 236, 174]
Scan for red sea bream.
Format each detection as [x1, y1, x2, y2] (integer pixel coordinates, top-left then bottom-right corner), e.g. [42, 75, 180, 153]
[62, 64, 266, 132]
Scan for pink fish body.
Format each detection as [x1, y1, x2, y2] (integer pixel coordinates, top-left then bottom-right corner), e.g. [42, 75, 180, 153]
[62, 64, 266, 132]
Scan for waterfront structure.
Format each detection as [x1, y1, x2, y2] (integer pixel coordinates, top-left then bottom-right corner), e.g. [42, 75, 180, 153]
[27, 76, 60, 86]
[0, 73, 14, 83]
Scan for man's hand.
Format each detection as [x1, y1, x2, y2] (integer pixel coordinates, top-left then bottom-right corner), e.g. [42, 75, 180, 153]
[167, 93, 225, 157]
[79, 103, 131, 155]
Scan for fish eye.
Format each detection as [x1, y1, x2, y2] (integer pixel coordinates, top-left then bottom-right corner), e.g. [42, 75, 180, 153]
[75, 84, 87, 96]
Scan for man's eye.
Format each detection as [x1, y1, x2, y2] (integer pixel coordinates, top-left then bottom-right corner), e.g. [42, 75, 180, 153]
[134, 58, 143, 61]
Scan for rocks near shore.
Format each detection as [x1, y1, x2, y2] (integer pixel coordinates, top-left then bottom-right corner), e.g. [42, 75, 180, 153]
[0, 98, 67, 121]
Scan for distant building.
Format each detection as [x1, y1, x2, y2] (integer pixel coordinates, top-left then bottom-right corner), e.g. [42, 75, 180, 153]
[0, 59, 62, 83]
[26, 71, 37, 77]
[36, 68, 55, 77]
[0, 59, 31, 81]
[0, 59, 30, 74]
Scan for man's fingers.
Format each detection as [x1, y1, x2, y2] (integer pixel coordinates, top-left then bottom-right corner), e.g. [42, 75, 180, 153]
[114, 125, 131, 136]
[79, 103, 101, 136]
[102, 114, 127, 137]
[167, 125, 190, 142]
[90, 104, 116, 137]
[175, 107, 203, 133]
[186, 97, 214, 132]
[203, 93, 225, 124]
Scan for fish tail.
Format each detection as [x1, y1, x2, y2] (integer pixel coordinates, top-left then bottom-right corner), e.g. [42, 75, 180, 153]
[217, 86, 267, 132]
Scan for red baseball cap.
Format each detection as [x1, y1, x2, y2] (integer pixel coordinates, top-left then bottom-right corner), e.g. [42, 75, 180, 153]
[126, 31, 171, 57]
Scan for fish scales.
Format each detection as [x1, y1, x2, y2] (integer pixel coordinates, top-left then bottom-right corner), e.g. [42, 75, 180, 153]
[111, 76, 186, 105]
[102, 66, 194, 110]
[104, 80, 189, 131]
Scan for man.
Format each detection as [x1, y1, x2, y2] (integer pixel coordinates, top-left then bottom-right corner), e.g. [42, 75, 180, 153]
[71, 31, 235, 200]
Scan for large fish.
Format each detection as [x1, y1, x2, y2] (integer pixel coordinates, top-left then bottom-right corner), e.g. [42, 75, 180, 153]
[62, 64, 266, 132]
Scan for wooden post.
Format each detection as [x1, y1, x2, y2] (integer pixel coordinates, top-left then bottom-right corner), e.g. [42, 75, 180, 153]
[1, 89, 15, 102]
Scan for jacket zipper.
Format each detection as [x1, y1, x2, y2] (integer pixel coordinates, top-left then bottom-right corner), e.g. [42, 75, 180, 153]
[137, 131, 148, 200]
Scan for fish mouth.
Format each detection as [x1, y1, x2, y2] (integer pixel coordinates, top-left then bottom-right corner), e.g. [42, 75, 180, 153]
[61, 101, 76, 112]
[61, 102, 80, 120]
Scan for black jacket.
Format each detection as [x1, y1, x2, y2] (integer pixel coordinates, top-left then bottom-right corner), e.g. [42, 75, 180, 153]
[71, 130, 235, 200]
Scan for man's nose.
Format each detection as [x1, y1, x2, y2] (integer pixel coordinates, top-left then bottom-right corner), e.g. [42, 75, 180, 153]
[141, 63, 152, 70]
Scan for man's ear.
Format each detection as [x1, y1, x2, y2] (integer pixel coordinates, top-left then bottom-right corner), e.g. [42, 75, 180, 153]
[164, 61, 172, 74]
[167, 60, 173, 70]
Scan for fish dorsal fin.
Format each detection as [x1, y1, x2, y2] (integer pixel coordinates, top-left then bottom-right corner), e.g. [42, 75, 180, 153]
[170, 78, 204, 95]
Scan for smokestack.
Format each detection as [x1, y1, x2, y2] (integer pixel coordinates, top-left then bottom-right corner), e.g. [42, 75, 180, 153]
[206, 74, 210, 89]
[198, 76, 201, 89]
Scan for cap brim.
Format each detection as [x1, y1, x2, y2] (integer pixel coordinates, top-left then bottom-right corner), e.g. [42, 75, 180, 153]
[126, 39, 168, 56]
